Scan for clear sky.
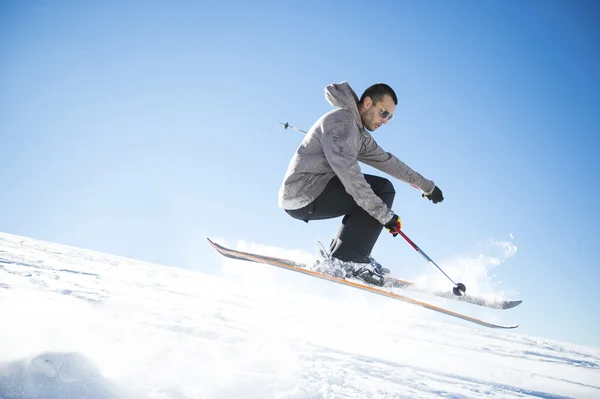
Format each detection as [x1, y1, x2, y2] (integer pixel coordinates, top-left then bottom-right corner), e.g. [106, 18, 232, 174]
[1, 1, 599, 347]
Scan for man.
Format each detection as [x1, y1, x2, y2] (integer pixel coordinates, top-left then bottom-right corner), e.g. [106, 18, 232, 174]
[278, 81, 443, 286]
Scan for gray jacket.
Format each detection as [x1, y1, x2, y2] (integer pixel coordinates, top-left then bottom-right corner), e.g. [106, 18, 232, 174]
[278, 81, 435, 225]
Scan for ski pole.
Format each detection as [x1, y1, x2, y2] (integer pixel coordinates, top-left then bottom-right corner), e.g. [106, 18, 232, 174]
[279, 122, 307, 134]
[396, 229, 466, 296]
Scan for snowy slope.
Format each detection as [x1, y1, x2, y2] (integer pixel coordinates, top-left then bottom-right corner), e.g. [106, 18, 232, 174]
[0, 232, 598, 399]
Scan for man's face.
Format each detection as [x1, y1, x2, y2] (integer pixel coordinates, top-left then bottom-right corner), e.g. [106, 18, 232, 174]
[361, 94, 396, 132]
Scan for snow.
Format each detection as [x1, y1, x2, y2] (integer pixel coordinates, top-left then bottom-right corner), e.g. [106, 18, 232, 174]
[0, 232, 598, 398]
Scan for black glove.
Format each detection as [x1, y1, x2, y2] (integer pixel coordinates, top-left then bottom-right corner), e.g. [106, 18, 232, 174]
[384, 214, 402, 237]
[423, 186, 444, 204]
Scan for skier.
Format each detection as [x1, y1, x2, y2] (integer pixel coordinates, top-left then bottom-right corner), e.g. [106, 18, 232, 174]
[278, 81, 444, 286]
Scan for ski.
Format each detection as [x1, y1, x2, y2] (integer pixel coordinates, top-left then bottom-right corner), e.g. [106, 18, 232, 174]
[384, 277, 522, 310]
[207, 239, 518, 329]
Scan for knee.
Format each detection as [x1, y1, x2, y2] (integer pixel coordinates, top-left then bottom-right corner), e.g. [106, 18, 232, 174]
[379, 178, 395, 195]
[366, 175, 396, 205]
[377, 178, 395, 206]
[372, 177, 395, 196]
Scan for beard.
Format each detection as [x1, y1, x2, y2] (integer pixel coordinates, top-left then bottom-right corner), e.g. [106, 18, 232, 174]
[361, 109, 380, 132]
[362, 118, 376, 132]
[365, 122, 380, 132]
[366, 114, 382, 131]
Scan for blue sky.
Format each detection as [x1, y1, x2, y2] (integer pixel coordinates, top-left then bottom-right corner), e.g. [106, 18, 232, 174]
[1, 1, 599, 347]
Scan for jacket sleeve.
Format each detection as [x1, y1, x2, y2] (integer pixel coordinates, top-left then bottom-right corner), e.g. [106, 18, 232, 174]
[358, 133, 436, 195]
[321, 115, 395, 225]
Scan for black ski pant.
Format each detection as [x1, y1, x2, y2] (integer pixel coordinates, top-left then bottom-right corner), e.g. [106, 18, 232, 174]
[285, 175, 395, 263]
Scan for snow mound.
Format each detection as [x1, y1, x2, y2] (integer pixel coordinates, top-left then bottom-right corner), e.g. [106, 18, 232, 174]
[0, 351, 128, 399]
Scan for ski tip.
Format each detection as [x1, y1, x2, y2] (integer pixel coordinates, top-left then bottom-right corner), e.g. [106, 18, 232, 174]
[502, 300, 523, 310]
[502, 324, 519, 329]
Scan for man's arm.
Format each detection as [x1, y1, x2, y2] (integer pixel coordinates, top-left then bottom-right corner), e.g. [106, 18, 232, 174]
[358, 133, 436, 195]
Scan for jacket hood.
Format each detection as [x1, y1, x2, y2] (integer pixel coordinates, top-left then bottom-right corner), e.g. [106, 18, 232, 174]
[324, 82, 363, 129]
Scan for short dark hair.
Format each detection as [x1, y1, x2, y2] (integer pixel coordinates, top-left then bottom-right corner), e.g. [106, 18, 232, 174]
[359, 83, 398, 105]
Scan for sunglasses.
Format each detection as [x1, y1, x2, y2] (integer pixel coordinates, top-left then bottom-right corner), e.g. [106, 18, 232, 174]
[375, 102, 394, 121]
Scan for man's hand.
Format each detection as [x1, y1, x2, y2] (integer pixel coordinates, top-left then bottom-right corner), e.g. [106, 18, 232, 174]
[384, 214, 402, 237]
[423, 186, 444, 204]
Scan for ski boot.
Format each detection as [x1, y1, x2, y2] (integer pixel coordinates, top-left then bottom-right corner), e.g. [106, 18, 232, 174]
[312, 240, 347, 278]
[351, 257, 389, 287]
